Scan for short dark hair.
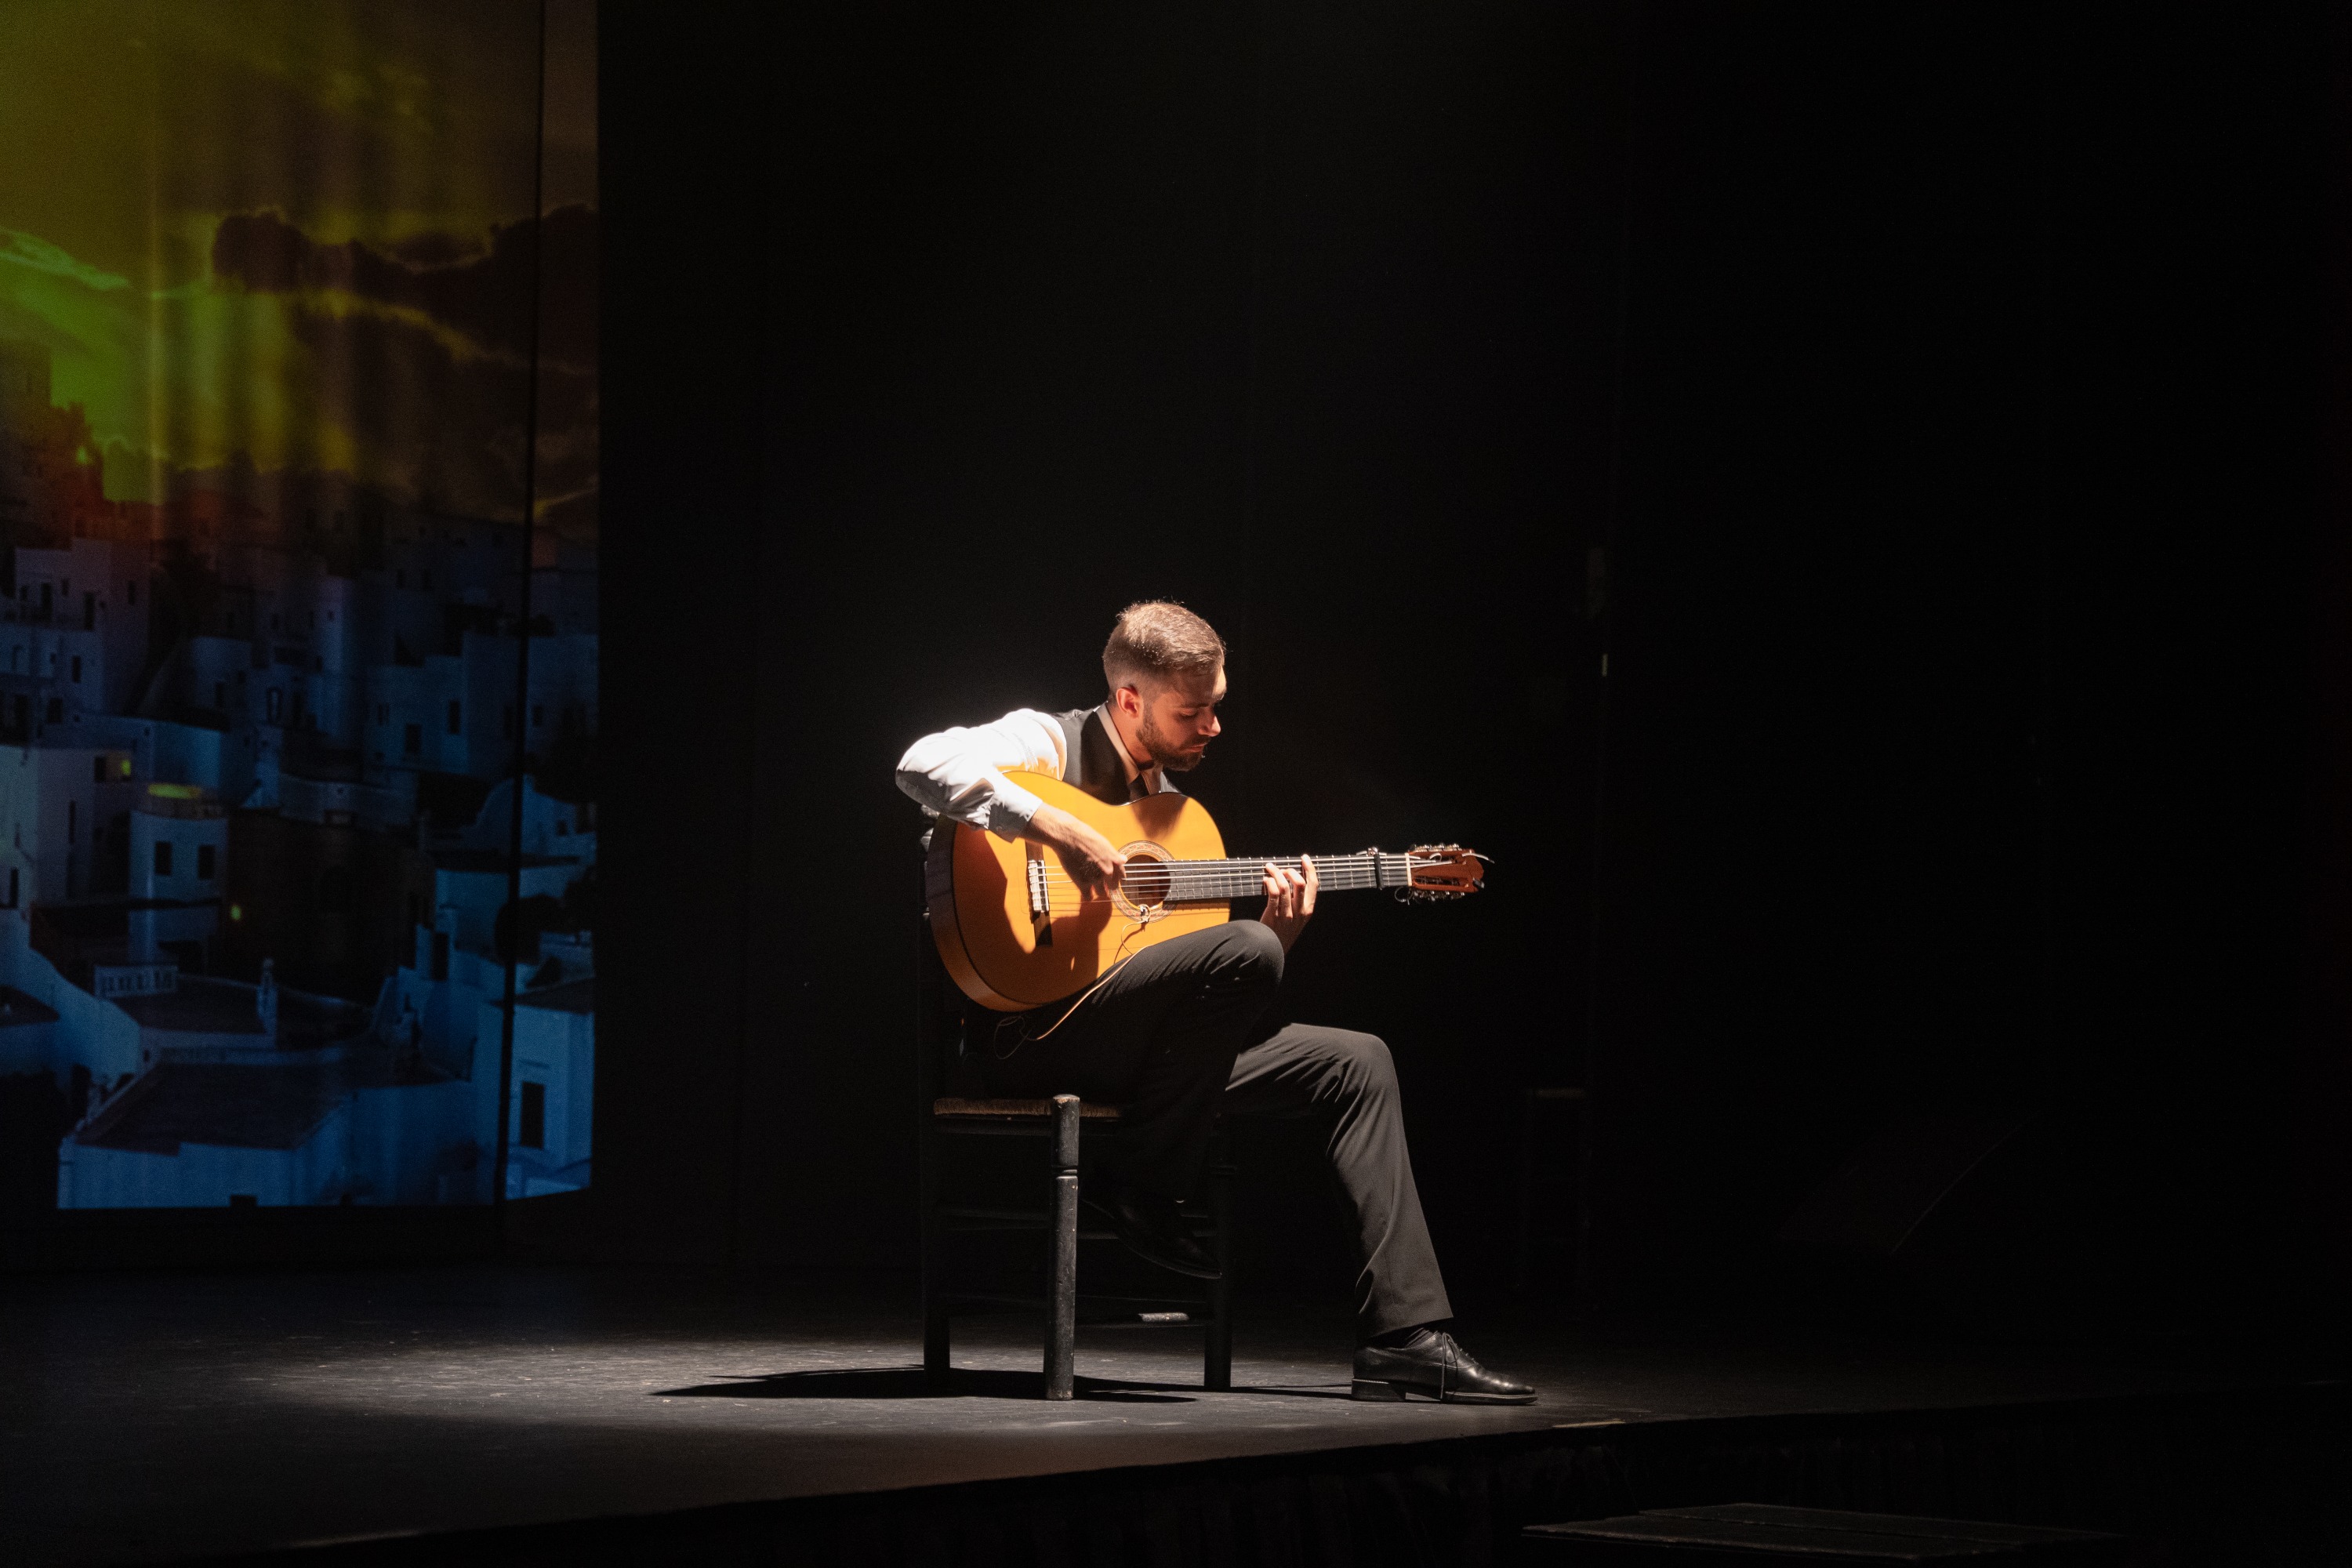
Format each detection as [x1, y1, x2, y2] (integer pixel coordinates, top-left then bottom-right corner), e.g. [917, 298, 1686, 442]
[1102, 601, 1226, 690]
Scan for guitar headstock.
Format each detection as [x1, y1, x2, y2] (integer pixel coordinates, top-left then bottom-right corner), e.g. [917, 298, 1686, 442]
[1405, 844, 1486, 900]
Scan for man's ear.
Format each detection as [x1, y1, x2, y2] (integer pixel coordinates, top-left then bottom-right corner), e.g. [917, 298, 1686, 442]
[1112, 683, 1145, 716]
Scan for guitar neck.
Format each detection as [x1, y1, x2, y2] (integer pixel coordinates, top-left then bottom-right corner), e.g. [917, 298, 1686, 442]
[1142, 852, 1420, 902]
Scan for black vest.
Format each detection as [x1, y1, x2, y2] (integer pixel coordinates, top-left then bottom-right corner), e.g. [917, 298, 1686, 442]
[1051, 706, 1185, 807]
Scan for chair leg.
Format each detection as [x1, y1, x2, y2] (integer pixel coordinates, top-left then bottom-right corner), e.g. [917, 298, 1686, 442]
[1046, 1094, 1080, 1401]
[1205, 1138, 1233, 1392]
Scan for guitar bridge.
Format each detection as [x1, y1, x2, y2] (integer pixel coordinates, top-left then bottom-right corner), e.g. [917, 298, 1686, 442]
[1027, 855, 1050, 920]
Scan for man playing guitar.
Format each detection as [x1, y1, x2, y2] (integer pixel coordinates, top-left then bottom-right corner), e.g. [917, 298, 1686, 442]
[896, 601, 1535, 1404]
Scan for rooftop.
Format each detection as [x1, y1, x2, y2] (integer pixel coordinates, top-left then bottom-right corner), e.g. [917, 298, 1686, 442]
[135, 782, 224, 819]
[517, 977, 594, 1015]
[114, 977, 368, 1047]
[74, 1051, 443, 1153]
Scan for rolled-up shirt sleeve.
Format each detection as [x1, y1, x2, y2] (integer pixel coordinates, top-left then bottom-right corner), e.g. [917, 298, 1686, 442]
[895, 709, 1069, 838]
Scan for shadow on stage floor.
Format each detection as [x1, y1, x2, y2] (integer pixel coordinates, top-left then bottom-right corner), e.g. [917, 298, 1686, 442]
[1, 1263, 2340, 1566]
[662, 1367, 1217, 1403]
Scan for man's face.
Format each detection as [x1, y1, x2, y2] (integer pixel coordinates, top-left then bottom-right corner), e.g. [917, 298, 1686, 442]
[1125, 664, 1225, 773]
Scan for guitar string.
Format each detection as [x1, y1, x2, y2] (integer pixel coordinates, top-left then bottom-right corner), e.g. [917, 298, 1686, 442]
[1027, 869, 1439, 891]
[1012, 853, 1468, 913]
[1028, 860, 1447, 896]
[1027, 855, 1439, 882]
[1027, 865, 1403, 891]
[1025, 877, 1450, 909]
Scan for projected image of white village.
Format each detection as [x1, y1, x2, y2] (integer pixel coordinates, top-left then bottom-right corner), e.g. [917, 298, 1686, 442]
[0, 3, 599, 1209]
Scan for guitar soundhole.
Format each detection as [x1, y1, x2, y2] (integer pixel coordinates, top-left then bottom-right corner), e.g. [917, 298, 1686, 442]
[1123, 858, 1173, 907]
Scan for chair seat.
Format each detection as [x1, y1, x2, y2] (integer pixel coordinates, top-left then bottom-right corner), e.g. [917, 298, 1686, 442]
[932, 1097, 1124, 1123]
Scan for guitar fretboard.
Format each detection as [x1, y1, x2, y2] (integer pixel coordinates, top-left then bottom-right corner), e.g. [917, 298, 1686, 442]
[1032, 851, 1419, 907]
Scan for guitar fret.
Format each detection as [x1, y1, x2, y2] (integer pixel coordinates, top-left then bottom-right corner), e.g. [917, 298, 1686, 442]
[1044, 855, 1417, 901]
[1149, 853, 1396, 901]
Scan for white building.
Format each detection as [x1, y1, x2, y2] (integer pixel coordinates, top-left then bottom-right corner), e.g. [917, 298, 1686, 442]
[0, 739, 144, 905]
[499, 976, 593, 1197]
[0, 506, 595, 1213]
[9, 536, 151, 716]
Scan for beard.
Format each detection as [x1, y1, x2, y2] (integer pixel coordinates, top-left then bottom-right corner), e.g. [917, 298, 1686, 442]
[1137, 707, 1210, 773]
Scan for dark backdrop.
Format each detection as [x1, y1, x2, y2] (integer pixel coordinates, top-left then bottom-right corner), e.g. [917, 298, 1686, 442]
[598, 2, 2349, 1328]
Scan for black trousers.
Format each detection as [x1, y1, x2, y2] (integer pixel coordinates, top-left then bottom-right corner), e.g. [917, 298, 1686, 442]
[982, 921, 1452, 1339]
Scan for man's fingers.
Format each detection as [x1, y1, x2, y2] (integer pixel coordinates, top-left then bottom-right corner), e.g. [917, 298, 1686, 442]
[1263, 863, 1295, 918]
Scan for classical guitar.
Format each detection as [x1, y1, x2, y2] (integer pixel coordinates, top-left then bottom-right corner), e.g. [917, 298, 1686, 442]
[926, 770, 1484, 1011]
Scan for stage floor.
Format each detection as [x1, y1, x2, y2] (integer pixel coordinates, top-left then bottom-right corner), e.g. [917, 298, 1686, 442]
[2, 1263, 2339, 1564]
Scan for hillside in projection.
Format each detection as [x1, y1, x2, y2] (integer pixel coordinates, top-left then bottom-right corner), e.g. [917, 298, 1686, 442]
[0, 1, 597, 1210]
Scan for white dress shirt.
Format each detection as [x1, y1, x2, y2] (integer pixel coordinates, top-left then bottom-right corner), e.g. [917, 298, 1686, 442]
[895, 708, 1072, 837]
[896, 703, 1170, 838]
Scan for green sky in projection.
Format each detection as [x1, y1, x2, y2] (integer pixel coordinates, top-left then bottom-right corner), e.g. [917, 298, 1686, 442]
[0, 0, 596, 517]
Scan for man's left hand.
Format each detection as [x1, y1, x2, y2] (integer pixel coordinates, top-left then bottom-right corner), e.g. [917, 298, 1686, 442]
[1258, 855, 1318, 954]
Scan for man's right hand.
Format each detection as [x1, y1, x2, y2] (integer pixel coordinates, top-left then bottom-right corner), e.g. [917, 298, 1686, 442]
[1027, 804, 1125, 900]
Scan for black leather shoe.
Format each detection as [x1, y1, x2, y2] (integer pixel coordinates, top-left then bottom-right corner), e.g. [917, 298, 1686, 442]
[1351, 1331, 1536, 1404]
[1082, 1181, 1221, 1279]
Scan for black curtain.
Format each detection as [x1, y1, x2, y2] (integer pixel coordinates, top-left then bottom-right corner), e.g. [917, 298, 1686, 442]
[600, 2, 2347, 1322]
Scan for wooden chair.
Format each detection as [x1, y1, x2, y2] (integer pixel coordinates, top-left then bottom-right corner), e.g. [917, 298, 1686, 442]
[916, 906, 1233, 1401]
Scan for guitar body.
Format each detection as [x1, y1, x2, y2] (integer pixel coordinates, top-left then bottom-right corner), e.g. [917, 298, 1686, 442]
[927, 771, 1230, 1011]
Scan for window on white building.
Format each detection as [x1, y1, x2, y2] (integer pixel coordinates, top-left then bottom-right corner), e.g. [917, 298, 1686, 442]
[154, 841, 172, 877]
